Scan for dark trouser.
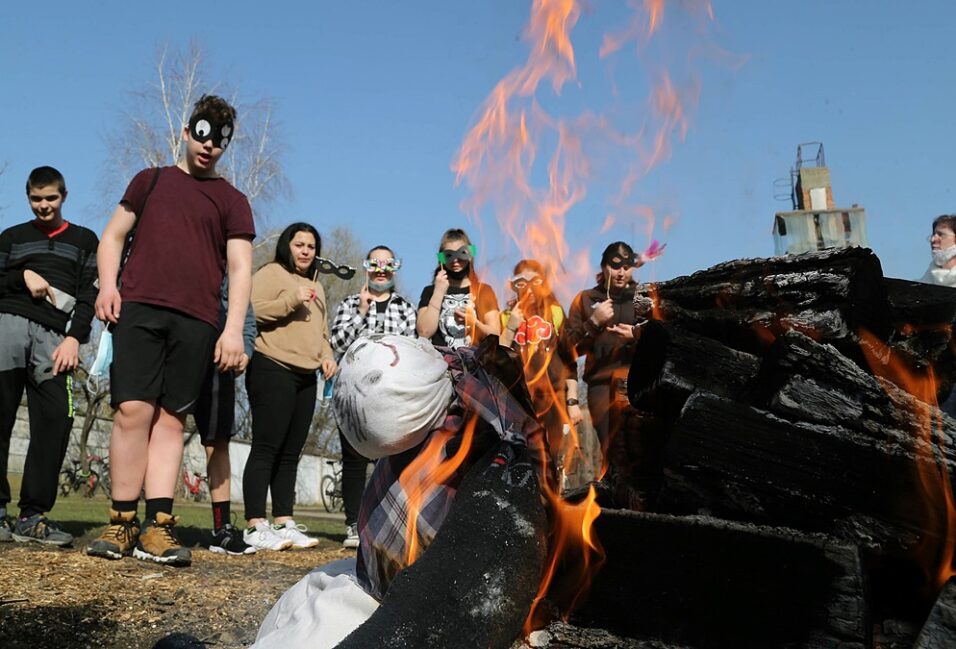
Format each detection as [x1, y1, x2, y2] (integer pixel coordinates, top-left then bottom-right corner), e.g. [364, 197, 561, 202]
[242, 354, 317, 521]
[587, 383, 612, 451]
[0, 368, 72, 515]
[339, 431, 370, 527]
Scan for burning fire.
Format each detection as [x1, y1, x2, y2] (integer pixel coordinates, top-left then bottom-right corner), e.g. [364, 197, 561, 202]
[859, 328, 956, 593]
[450, 0, 722, 629]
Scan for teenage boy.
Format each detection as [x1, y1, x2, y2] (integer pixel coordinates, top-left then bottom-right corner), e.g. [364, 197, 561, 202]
[197, 279, 256, 556]
[0, 166, 98, 546]
[86, 95, 255, 566]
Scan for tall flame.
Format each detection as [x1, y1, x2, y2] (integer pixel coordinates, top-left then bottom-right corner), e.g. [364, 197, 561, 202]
[859, 328, 956, 593]
[450, 0, 721, 629]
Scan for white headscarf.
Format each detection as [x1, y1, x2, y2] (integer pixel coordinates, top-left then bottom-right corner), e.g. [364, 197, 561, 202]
[332, 335, 454, 459]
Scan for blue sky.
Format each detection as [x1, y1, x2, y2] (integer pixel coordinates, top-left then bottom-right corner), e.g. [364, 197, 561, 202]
[2, 1, 953, 306]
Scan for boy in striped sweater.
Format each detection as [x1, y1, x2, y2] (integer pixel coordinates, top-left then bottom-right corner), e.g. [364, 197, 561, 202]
[0, 166, 99, 546]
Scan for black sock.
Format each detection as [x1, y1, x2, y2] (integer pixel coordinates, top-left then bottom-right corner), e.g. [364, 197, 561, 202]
[212, 501, 230, 531]
[112, 499, 139, 514]
[19, 507, 42, 519]
[145, 498, 174, 521]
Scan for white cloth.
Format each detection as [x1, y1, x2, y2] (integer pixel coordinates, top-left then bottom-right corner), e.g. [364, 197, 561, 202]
[250, 558, 379, 649]
[919, 263, 956, 287]
[332, 334, 454, 459]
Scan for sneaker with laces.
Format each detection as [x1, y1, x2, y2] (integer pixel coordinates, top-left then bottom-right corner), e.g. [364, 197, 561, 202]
[0, 515, 14, 543]
[274, 520, 319, 549]
[12, 514, 74, 547]
[87, 509, 141, 559]
[243, 521, 293, 551]
[133, 512, 191, 566]
[210, 523, 256, 556]
[343, 523, 360, 549]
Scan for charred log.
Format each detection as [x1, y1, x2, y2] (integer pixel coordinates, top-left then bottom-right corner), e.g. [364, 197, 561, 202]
[631, 248, 893, 357]
[913, 577, 956, 649]
[568, 510, 866, 649]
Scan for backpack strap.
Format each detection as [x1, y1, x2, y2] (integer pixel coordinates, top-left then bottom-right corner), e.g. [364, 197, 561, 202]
[117, 166, 162, 286]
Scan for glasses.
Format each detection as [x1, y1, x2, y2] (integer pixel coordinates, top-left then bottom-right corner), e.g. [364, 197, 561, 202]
[437, 245, 476, 265]
[363, 258, 402, 272]
[315, 257, 356, 280]
[929, 230, 956, 242]
[510, 276, 544, 291]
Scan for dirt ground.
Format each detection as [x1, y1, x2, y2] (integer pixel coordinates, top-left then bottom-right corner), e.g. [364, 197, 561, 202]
[0, 528, 351, 649]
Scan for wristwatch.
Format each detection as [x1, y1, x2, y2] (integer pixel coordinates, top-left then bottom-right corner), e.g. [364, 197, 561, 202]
[566, 398, 579, 406]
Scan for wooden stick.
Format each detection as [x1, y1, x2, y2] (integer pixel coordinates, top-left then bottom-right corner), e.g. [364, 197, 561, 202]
[606, 272, 612, 300]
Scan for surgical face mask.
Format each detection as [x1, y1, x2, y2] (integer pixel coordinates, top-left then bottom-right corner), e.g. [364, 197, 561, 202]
[932, 245, 956, 267]
[369, 278, 395, 292]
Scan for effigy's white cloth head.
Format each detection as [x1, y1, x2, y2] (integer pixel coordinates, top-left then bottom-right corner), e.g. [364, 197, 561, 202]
[332, 335, 454, 459]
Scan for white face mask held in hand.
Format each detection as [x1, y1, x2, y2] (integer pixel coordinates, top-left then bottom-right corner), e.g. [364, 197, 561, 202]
[332, 335, 454, 459]
[86, 329, 113, 392]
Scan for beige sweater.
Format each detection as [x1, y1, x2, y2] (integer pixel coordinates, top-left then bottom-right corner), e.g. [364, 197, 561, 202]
[251, 262, 334, 372]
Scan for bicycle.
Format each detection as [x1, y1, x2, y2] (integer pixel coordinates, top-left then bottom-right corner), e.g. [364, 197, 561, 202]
[181, 469, 210, 502]
[320, 460, 343, 513]
[59, 455, 103, 498]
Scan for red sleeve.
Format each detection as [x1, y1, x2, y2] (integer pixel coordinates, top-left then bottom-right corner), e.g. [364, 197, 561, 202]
[119, 168, 157, 217]
[224, 191, 256, 240]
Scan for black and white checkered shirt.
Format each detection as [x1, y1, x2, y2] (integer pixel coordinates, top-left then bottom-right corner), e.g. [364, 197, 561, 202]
[330, 293, 418, 357]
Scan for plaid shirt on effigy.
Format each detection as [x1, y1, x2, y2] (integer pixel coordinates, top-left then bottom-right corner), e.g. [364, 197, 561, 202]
[329, 293, 418, 357]
[355, 339, 546, 600]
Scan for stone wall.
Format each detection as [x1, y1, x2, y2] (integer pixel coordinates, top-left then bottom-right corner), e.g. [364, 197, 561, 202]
[8, 404, 339, 507]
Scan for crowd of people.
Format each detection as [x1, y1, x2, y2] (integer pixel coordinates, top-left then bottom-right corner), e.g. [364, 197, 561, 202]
[0, 93, 657, 567]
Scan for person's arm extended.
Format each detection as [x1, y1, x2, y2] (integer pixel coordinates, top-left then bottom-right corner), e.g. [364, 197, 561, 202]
[216, 236, 253, 371]
[417, 272, 449, 339]
[95, 204, 137, 323]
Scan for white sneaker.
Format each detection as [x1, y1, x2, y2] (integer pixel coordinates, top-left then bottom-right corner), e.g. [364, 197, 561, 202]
[274, 520, 319, 549]
[243, 522, 292, 551]
[343, 524, 360, 549]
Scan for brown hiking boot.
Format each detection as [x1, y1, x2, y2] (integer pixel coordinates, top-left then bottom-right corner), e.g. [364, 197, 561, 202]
[86, 509, 140, 560]
[133, 512, 191, 567]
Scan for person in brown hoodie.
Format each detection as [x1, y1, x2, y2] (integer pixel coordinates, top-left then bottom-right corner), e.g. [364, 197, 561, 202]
[242, 222, 336, 551]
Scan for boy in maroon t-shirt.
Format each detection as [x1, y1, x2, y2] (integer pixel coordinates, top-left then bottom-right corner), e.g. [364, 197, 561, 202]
[86, 95, 255, 566]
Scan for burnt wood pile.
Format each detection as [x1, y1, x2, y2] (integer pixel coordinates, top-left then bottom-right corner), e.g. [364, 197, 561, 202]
[552, 248, 956, 649]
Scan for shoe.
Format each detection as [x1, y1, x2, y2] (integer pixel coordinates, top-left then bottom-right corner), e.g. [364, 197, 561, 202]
[273, 520, 319, 549]
[343, 523, 360, 549]
[87, 509, 141, 559]
[12, 514, 73, 547]
[133, 512, 191, 566]
[210, 523, 256, 556]
[0, 515, 14, 542]
[243, 521, 293, 551]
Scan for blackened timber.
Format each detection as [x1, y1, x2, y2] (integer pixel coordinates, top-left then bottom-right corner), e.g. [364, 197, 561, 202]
[913, 577, 956, 649]
[568, 510, 866, 649]
[632, 247, 892, 356]
[659, 388, 956, 557]
[336, 442, 547, 649]
[627, 320, 761, 417]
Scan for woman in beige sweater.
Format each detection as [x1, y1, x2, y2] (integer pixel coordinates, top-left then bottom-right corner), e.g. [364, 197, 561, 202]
[242, 222, 336, 551]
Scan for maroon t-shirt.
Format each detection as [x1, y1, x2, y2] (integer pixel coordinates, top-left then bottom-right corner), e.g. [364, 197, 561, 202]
[119, 166, 256, 327]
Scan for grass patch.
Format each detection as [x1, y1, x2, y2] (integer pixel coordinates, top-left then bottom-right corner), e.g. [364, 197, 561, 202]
[8, 472, 346, 546]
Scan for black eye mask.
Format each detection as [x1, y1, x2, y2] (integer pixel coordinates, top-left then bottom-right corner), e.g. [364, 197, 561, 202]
[188, 114, 234, 149]
[315, 257, 356, 280]
[437, 245, 476, 265]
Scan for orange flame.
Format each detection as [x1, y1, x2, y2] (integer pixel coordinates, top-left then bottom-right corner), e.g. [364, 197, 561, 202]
[447, 0, 724, 630]
[858, 328, 956, 592]
[398, 417, 477, 565]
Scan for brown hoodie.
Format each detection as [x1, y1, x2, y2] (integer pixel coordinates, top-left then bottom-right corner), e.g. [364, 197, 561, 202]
[251, 262, 334, 372]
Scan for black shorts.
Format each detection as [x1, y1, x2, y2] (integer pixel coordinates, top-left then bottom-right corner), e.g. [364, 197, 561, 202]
[110, 302, 218, 414]
[193, 364, 237, 443]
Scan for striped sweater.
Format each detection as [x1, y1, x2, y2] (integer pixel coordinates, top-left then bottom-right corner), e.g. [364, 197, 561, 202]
[0, 221, 99, 342]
